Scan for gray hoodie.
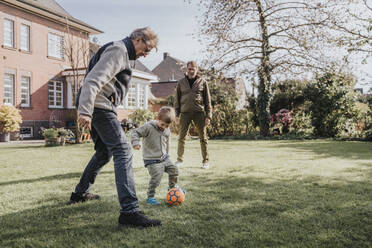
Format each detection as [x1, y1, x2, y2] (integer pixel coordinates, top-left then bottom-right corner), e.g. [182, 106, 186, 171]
[78, 40, 132, 117]
[130, 120, 170, 161]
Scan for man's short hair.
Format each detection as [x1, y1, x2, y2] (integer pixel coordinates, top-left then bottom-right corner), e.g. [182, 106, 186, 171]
[186, 61, 198, 68]
[130, 27, 158, 51]
[157, 106, 176, 124]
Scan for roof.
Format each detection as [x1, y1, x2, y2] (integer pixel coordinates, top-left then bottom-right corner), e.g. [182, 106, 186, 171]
[152, 54, 185, 81]
[131, 60, 153, 74]
[3, 0, 102, 34]
[150, 81, 178, 98]
[19, 0, 72, 16]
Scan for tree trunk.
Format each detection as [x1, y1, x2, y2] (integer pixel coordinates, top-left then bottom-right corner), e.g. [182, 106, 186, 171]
[255, 0, 271, 136]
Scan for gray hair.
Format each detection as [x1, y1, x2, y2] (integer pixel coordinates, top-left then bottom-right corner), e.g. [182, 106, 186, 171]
[130, 27, 158, 51]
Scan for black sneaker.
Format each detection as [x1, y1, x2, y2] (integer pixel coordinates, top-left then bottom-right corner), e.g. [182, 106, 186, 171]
[69, 192, 100, 204]
[118, 211, 161, 229]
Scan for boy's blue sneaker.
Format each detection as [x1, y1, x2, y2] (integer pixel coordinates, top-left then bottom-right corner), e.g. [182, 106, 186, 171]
[146, 197, 160, 206]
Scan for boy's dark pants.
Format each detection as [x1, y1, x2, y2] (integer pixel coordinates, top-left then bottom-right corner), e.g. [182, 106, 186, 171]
[177, 112, 209, 163]
[147, 158, 178, 198]
[74, 108, 139, 214]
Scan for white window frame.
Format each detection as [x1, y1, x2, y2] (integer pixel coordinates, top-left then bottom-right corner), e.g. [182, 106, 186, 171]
[126, 83, 137, 109]
[138, 84, 146, 109]
[3, 73, 15, 106]
[3, 18, 15, 48]
[20, 76, 31, 107]
[20, 24, 30, 52]
[48, 81, 63, 108]
[48, 33, 64, 59]
[20, 127, 33, 138]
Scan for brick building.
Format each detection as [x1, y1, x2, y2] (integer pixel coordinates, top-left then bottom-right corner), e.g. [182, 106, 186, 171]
[0, 0, 158, 140]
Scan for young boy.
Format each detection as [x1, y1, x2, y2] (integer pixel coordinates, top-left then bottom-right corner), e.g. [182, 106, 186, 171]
[131, 106, 180, 205]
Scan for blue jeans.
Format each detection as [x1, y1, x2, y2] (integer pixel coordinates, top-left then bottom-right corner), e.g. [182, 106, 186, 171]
[74, 108, 139, 214]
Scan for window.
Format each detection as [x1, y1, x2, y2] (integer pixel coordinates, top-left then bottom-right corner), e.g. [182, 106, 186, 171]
[127, 84, 136, 108]
[20, 127, 33, 138]
[48, 81, 63, 108]
[3, 73, 15, 106]
[3, 19, 14, 48]
[48, 33, 64, 59]
[20, 76, 31, 107]
[20, 24, 30, 52]
[138, 85, 145, 108]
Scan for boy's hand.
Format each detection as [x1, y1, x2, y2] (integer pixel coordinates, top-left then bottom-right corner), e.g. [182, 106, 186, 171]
[133, 145, 141, 150]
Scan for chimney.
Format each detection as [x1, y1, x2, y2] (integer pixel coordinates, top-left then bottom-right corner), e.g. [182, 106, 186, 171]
[163, 52, 169, 60]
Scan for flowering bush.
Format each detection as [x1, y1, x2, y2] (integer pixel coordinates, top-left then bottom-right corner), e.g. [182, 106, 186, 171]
[0, 105, 22, 134]
[271, 108, 292, 134]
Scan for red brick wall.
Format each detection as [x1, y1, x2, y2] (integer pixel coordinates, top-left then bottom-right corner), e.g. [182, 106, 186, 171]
[0, 3, 88, 121]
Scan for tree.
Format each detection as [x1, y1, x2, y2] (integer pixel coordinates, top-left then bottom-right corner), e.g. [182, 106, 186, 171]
[191, 0, 356, 135]
[64, 19, 91, 143]
[328, 0, 372, 58]
[304, 72, 360, 137]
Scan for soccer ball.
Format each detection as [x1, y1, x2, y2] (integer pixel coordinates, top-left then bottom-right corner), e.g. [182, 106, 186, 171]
[166, 187, 185, 206]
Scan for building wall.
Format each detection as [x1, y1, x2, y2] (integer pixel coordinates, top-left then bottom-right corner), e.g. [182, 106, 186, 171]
[0, 2, 89, 139]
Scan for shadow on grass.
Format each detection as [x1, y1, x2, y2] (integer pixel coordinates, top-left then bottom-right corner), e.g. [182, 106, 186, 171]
[0, 145, 46, 150]
[272, 140, 372, 160]
[1, 169, 371, 247]
[0, 171, 114, 186]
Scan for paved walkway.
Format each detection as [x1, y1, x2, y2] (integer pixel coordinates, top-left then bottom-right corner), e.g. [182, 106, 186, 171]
[0, 139, 45, 146]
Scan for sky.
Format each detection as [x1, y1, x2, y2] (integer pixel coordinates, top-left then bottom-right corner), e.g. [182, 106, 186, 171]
[57, 0, 203, 71]
[57, 0, 371, 92]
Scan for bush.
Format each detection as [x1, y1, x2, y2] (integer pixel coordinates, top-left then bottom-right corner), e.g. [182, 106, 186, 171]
[270, 80, 307, 114]
[0, 105, 22, 134]
[304, 72, 360, 137]
[42, 128, 58, 139]
[289, 105, 314, 135]
[270, 109, 292, 134]
[206, 76, 248, 138]
[128, 109, 156, 126]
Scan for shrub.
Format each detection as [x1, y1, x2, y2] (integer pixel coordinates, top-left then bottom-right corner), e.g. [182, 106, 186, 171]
[42, 128, 58, 139]
[270, 109, 292, 134]
[0, 105, 22, 134]
[206, 77, 247, 138]
[304, 72, 360, 137]
[128, 109, 156, 126]
[270, 80, 307, 114]
[289, 105, 313, 135]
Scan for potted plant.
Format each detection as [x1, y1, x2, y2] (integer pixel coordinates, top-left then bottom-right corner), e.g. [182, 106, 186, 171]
[57, 128, 69, 146]
[42, 128, 59, 146]
[0, 105, 22, 142]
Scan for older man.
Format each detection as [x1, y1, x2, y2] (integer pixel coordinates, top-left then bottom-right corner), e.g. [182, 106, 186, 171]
[69, 27, 161, 228]
[174, 61, 212, 169]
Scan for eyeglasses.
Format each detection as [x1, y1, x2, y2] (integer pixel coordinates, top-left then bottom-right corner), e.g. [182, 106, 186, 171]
[141, 38, 151, 54]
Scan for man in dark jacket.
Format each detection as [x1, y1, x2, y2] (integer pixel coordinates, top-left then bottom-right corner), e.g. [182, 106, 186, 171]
[69, 27, 161, 229]
[174, 61, 212, 169]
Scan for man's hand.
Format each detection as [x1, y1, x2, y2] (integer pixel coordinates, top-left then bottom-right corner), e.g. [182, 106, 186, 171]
[175, 117, 180, 125]
[205, 117, 211, 126]
[133, 145, 141, 150]
[78, 114, 92, 131]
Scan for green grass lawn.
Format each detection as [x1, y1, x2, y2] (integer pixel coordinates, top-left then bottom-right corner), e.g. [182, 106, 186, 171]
[1, 138, 371, 248]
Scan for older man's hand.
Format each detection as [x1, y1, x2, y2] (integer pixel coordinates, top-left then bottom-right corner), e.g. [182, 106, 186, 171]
[78, 114, 92, 131]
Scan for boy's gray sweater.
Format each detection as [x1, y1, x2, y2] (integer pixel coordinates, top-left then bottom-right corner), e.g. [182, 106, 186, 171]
[78, 40, 132, 117]
[130, 120, 170, 161]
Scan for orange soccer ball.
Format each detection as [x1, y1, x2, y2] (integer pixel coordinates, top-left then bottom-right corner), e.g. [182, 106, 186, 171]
[166, 187, 185, 206]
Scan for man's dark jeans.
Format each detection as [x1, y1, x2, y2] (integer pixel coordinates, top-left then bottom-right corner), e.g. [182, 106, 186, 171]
[74, 108, 139, 214]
